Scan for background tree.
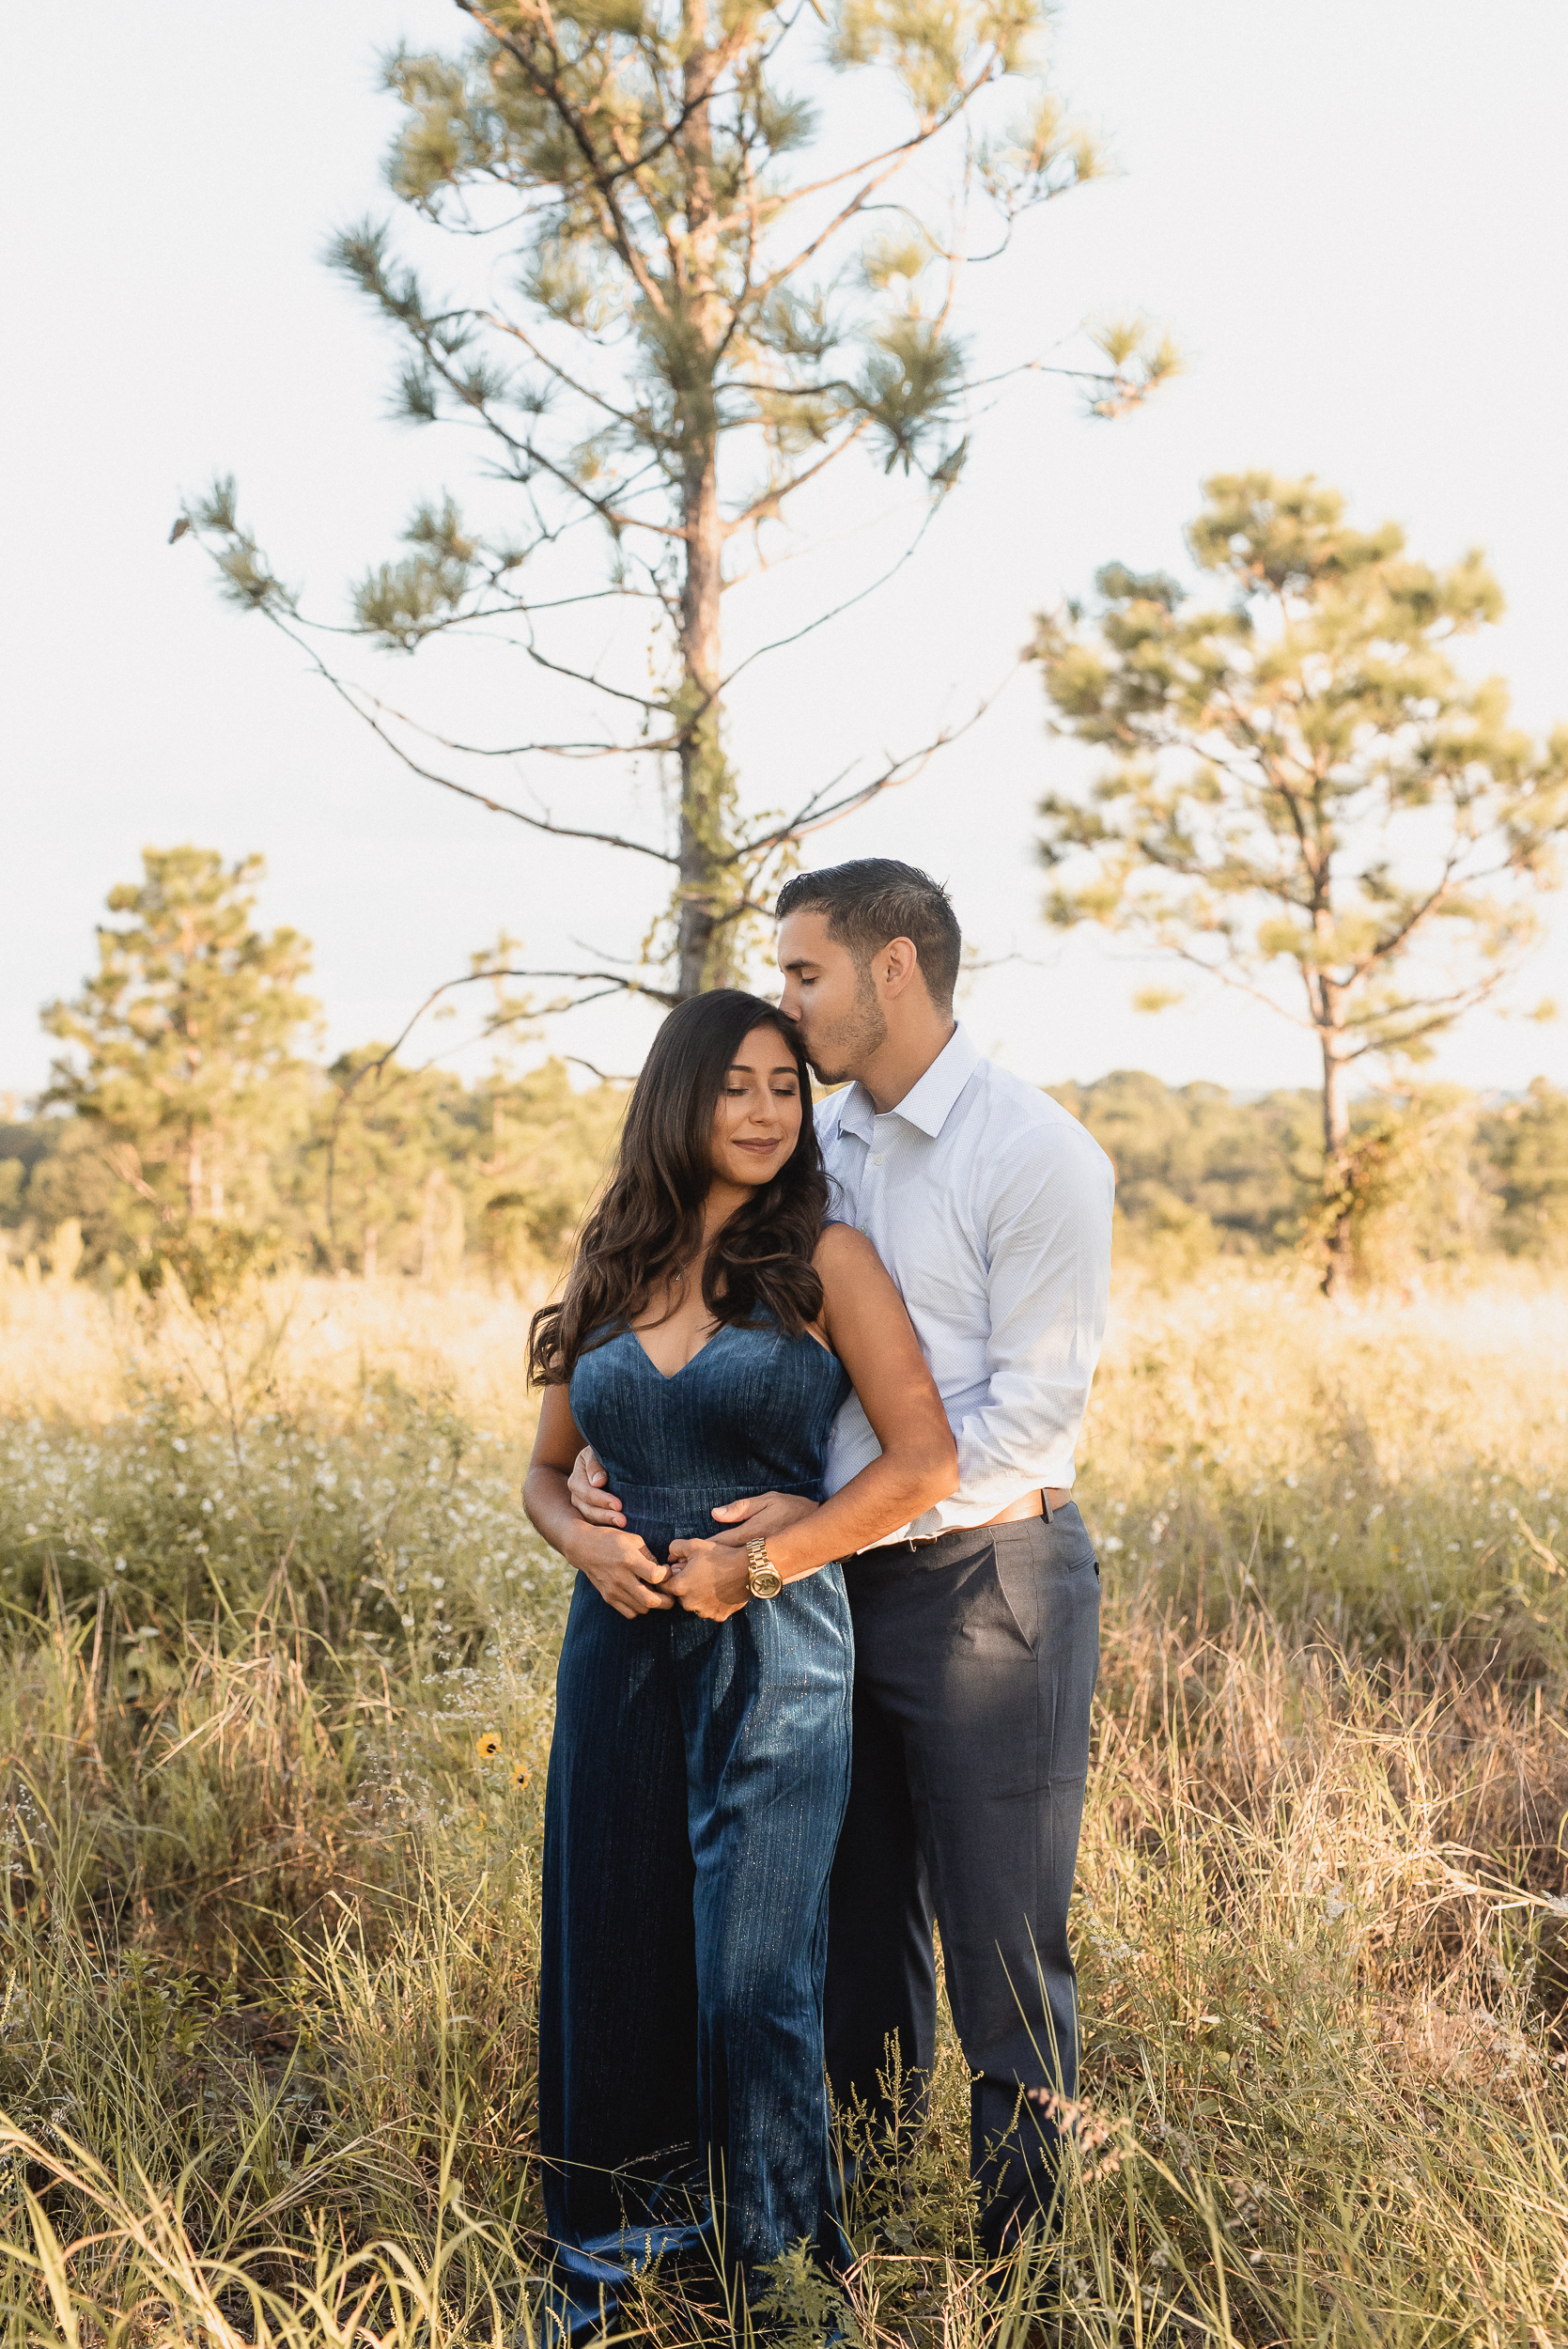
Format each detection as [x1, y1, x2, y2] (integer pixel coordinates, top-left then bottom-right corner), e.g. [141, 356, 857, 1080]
[42, 849, 318, 1254]
[306, 1049, 624, 1284]
[1048, 1068, 1321, 1261]
[181, 0, 1173, 1006]
[1030, 471, 1568, 1289]
[310, 1048, 463, 1283]
[1482, 1079, 1568, 1263]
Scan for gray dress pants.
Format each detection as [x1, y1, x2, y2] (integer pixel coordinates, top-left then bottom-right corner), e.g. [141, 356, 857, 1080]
[824, 1508, 1101, 2254]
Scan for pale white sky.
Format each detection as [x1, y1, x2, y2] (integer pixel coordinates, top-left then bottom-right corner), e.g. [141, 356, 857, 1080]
[6, 3, 1567, 1105]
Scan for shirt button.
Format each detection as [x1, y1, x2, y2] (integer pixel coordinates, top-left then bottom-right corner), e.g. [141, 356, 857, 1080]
[872, 1153, 884, 1166]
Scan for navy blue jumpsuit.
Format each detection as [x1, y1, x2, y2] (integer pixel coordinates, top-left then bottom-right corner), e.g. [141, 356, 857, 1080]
[537, 1316, 853, 2334]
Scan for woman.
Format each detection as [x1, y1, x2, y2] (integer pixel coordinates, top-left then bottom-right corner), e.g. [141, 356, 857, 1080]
[524, 988, 955, 2335]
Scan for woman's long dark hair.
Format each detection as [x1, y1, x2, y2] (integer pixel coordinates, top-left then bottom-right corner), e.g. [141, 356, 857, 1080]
[528, 990, 829, 1386]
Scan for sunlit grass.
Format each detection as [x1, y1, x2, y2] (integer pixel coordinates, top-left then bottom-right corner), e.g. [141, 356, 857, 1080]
[0, 1260, 545, 1438]
[1, 1260, 1566, 2342]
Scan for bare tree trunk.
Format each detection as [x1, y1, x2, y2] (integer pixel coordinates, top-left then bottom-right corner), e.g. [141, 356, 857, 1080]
[420, 1167, 442, 1285]
[187, 1129, 203, 1221]
[674, 2, 730, 1003]
[1320, 1024, 1353, 1297]
[676, 445, 726, 999]
[1307, 892, 1355, 1295]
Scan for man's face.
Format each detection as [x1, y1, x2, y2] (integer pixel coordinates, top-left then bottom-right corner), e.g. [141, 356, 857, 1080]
[776, 909, 887, 1084]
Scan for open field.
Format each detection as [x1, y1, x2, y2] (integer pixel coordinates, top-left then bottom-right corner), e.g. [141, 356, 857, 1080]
[2, 1262, 1567, 2345]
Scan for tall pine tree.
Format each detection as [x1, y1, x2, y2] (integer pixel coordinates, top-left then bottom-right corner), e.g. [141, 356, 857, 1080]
[44, 849, 318, 1238]
[1031, 473, 1568, 1291]
[182, 0, 1172, 1005]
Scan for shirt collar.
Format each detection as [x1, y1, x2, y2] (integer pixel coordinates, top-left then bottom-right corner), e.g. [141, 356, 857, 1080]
[835, 1022, 980, 1143]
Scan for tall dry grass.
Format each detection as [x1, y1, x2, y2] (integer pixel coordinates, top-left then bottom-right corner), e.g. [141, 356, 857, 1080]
[0, 1261, 545, 1439]
[1, 1261, 1566, 2343]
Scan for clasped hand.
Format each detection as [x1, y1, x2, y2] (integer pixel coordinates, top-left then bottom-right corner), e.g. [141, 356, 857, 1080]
[663, 1536, 750, 1623]
[566, 1448, 819, 1623]
[667, 1487, 824, 1619]
[562, 1528, 753, 1625]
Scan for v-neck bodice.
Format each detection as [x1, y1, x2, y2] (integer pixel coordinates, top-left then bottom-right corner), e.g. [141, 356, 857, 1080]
[567, 1316, 852, 1563]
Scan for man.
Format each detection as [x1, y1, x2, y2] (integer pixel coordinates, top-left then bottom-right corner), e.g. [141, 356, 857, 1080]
[569, 858, 1113, 2255]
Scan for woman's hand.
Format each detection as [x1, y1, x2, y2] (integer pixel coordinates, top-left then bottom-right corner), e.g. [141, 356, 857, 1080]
[664, 1536, 752, 1623]
[524, 1389, 674, 1621]
[567, 1525, 675, 1621]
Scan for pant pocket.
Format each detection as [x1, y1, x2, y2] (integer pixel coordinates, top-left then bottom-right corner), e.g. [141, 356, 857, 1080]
[993, 1528, 1099, 1655]
[990, 1548, 1039, 1655]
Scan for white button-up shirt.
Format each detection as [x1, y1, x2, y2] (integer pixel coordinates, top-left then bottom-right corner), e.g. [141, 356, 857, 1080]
[816, 1023, 1114, 1536]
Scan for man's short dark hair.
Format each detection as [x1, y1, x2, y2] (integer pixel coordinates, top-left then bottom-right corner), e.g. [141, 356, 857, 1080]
[775, 859, 962, 1012]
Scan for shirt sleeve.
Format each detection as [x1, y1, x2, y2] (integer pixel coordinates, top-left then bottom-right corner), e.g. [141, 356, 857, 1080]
[915, 1124, 1114, 1531]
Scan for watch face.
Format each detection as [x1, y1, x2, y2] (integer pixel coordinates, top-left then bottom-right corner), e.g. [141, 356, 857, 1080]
[748, 1560, 784, 1598]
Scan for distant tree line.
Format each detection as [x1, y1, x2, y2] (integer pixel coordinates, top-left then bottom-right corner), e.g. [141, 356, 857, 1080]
[0, 1061, 624, 1296]
[4, 847, 1564, 1295]
[1048, 1068, 1568, 1284]
[2, 848, 623, 1297]
[8, 1061, 1564, 1296]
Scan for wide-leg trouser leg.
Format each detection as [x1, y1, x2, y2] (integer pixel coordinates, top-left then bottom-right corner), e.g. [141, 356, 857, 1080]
[825, 1513, 1101, 2256]
[539, 1565, 852, 2327]
[822, 1662, 937, 2122]
[684, 1564, 854, 2279]
[538, 1578, 701, 2279]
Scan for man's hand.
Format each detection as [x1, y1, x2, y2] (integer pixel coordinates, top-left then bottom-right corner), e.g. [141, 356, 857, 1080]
[567, 1444, 627, 1529]
[707, 1491, 821, 1549]
[665, 1537, 751, 1623]
[567, 1526, 673, 1621]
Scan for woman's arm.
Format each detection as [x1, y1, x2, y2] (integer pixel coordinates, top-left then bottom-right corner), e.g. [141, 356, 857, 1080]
[524, 1383, 676, 1621]
[665, 1226, 956, 1620]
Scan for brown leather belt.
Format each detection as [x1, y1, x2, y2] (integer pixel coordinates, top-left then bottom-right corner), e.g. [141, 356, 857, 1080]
[876, 1486, 1074, 1551]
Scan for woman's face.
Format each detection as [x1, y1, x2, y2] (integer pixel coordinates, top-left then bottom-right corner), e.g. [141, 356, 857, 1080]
[707, 1022, 804, 1191]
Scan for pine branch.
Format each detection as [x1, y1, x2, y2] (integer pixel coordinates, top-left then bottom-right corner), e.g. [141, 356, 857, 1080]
[479, 307, 653, 432]
[250, 601, 680, 862]
[320, 679, 682, 764]
[1339, 970, 1515, 1061]
[406, 336, 694, 545]
[453, 2, 678, 321]
[723, 70, 1004, 294]
[721, 419, 874, 537]
[726, 687, 1003, 863]
[720, 499, 944, 684]
[190, 4, 1172, 1011]
[1149, 942, 1324, 1036]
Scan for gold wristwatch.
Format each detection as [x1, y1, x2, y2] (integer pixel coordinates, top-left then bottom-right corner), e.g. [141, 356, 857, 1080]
[745, 1537, 784, 1600]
